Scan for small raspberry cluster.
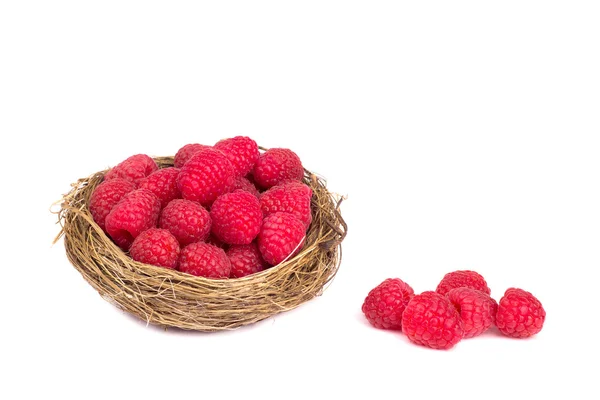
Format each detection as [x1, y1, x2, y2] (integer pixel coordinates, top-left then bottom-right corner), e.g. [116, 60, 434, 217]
[362, 270, 545, 350]
[89, 137, 312, 279]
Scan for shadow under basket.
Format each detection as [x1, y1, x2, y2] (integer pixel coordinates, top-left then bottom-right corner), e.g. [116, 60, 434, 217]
[56, 156, 347, 331]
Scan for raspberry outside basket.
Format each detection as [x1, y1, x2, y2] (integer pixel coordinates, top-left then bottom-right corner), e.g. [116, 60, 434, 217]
[56, 156, 346, 331]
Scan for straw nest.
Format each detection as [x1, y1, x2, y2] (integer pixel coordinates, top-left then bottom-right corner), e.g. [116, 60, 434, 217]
[56, 156, 346, 331]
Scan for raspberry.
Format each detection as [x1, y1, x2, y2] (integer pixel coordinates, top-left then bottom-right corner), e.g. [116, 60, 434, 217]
[253, 148, 304, 189]
[104, 154, 158, 186]
[159, 199, 211, 246]
[446, 288, 498, 338]
[401, 291, 464, 350]
[362, 278, 414, 330]
[130, 228, 180, 269]
[210, 191, 262, 245]
[258, 212, 306, 265]
[89, 178, 136, 231]
[227, 243, 268, 278]
[232, 176, 261, 198]
[260, 181, 313, 229]
[173, 143, 210, 168]
[436, 270, 491, 296]
[495, 288, 545, 338]
[178, 242, 231, 279]
[177, 148, 236, 206]
[138, 167, 181, 208]
[214, 136, 260, 177]
[105, 189, 161, 250]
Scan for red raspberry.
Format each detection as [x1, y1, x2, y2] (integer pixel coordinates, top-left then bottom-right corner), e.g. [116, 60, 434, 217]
[260, 181, 313, 229]
[178, 242, 231, 279]
[210, 191, 262, 245]
[227, 243, 268, 278]
[177, 148, 236, 206]
[214, 136, 260, 177]
[89, 178, 136, 231]
[258, 212, 306, 265]
[402, 291, 464, 350]
[362, 278, 414, 330]
[130, 228, 180, 269]
[104, 154, 158, 186]
[158, 199, 211, 246]
[496, 288, 545, 338]
[232, 176, 261, 198]
[138, 167, 181, 208]
[105, 189, 161, 250]
[173, 143, 210, 168]
[446, 288, 498, 338]
[253, 148, 304, 189]
[436, 270, 491, 296]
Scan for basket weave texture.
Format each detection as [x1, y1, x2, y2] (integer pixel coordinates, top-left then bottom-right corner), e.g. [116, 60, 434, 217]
[57, 156, 346, 331]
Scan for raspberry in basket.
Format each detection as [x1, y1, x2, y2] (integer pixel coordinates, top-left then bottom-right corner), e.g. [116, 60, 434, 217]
[402, 291, 464, 350]
[495, 288, 545, 338]
[177, 148, 236, 206]
[173, 143, 210, 168]
[210, 191, 262, 245]
[178, 242, 231, 279]
[138, 167, 181, 207]
[232, 176, 261, 198]
[260, 181, 313, 229]
[227, 243, 268, 278]
[436, 270, 491, 296]
[104, 154, 158, 186]
[89, 178, 136, 231]
[258, 212, 306, 265]
[130, 228, 180, 269]
[253, 148, 304, 189]
[159, 199, 211, 246]
[362, 278, 414, 330]
[446, 287, 498, 338]
[105, 189, 161, 250]
[214, 136, 260, 177]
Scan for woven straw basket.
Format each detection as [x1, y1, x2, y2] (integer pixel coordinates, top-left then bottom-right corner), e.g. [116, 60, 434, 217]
[56, 155, 346, 331]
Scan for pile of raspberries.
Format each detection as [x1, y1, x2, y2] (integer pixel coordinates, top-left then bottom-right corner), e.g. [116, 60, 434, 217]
[362, 271, 546, 349]
[89, 136, 312, 279]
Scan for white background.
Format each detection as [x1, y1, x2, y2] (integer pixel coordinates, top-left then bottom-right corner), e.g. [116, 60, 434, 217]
[1, 1, 599, 399]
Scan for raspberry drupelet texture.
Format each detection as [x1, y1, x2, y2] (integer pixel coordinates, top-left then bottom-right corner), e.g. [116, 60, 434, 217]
[173, 143, 210, 168]
[436, 270, 491, 296]
[177, 148, 236, 206]
[362, 278, 415, 330]
[232, 176, 261, 198]
[138, 167, 181, 207]
[105, 189, 161, 251]
[227, 243, 268, 278]
[253, 148, 304, 189]
[214, 136, 260, 177]
[130, 228, 180, 269]
[496, 288, 545, 338]
[260, 181, 313, 229]
[89, 178, 136, 231]
[446, 287, 498, 338]
[258, 212, 306, 265]
[210, 191, 262, 245]
[178, 242, 231, 279]
[104, 154, 158, 186]
[402, 291, 464, 350]
[159, 199, 211, 246]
